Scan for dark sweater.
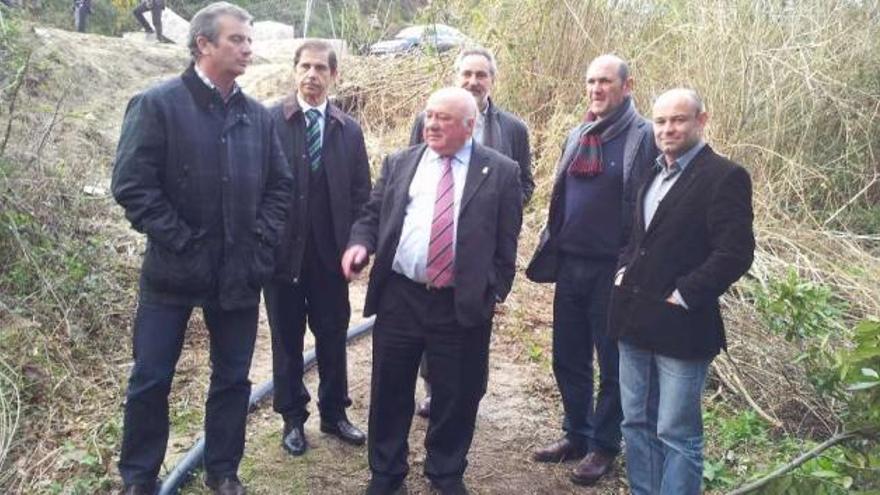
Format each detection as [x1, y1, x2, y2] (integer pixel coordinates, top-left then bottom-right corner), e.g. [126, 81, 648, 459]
[557, 132, 626, 260]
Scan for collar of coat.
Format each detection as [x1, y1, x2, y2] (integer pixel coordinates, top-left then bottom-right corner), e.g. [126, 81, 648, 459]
[181, 63, 245, 109]
[281, 94, 348, 126]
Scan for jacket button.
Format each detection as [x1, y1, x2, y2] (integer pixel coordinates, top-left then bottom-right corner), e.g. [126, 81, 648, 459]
[222, 176, 229, 182]
[633, 286, 640, 294]
[220, 137, 226, 143]
[639, 248, 646, 256]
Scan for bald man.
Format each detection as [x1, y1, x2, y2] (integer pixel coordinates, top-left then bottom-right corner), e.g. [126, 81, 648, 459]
[343, 87, 523, 494]
[609, 88, 754, 494]
[527, 54, 656, 485]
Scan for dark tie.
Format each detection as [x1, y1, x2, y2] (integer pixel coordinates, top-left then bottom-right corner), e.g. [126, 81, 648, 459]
[305, 108, 322, 171]
[426, 156, 455, 288]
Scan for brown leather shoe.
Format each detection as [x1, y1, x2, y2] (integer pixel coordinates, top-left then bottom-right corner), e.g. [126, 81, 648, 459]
[570, 450, 615, 486]
[532, 437, 585, 463]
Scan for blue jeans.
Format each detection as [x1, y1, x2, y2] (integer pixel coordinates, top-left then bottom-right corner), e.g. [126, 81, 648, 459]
[618, 340, 711, 495]
[552, 255, 622, 454]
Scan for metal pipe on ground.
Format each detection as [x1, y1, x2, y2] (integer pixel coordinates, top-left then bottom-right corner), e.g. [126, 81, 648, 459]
[158, 316, 376, 495]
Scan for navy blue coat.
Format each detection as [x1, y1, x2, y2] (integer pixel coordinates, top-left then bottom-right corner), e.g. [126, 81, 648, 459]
[112, 65, 293, 310]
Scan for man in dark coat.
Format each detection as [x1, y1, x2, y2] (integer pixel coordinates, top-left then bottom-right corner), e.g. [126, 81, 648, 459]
[609, 88, 754, 494]
[111, 4, 292, 494]
[342, 87, 522, 495]
[526, 54, 656, 486]
[408, 46, 533, 418]
[264, 39, 371, 457]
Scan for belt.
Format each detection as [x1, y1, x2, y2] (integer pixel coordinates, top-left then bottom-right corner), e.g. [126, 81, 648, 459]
[390, 271, 454, 293]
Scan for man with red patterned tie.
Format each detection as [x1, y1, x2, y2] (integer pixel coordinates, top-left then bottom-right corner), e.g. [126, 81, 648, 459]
[342, 87, 523, 495]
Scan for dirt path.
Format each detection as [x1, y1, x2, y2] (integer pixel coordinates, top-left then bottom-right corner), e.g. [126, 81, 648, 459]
[28, 28, 629, 494]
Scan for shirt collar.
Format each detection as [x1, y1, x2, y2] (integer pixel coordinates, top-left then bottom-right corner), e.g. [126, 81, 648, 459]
[424, 138, 474, 166]
[655, 140, 705, 174]
[193, 63, 241, 101]
[296, 94, 328, 118]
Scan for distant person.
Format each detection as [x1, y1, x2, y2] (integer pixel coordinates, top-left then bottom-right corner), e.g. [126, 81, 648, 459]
[342, 87, 522, 495]
[609, 88, 755, 494]
[73, 0, 90, 33]
[526, 54, 656, 486]
[133, 0, 172, 43]
[264, 39, 371, 457]
[408, 46, 533, 418]
[111, 3, 292, 494]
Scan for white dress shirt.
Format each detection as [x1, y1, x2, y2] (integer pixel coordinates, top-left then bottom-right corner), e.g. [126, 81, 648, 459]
[392, 140, 473, 284]
[297, 94, 328, 141]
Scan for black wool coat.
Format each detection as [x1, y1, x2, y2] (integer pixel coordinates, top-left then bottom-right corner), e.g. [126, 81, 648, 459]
[112, 65, 293, 310]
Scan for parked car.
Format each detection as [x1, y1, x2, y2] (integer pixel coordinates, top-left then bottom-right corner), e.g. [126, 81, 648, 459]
[369, 24, 469, 55]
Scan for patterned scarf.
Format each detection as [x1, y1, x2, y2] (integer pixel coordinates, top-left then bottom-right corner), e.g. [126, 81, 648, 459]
[568, 96, 638, 178]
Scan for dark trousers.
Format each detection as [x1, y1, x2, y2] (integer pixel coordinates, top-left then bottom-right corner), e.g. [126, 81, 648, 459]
[132, 0, 164, 36]
[118, 301, 258, 485]
[552, 254, 623, 455]
[264, 248, 352, 425]
[368, 273, 491, 492]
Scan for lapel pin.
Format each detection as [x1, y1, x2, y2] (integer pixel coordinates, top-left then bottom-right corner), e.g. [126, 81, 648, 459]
[482, 166, 489, 175]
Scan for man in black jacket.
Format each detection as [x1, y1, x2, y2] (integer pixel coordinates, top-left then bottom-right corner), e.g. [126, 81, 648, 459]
[409, 46, 533, 418]
[111, 4, 292, 494]
[264, 39, 371, 457]
[609, 88, 754, 494]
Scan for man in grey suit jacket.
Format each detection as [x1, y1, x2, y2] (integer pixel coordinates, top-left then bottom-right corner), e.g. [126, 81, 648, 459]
[342, 87, 523, 495]
[526, 54, 656, 486]
[409, 46, 533, 418]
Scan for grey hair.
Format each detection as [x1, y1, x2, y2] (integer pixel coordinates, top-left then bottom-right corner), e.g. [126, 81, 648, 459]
[188, 2, 253, 60]
[455, 46, 497, 78]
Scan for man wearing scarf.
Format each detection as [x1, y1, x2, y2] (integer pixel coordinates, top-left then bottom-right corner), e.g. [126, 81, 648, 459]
[526, 54, 656, 486]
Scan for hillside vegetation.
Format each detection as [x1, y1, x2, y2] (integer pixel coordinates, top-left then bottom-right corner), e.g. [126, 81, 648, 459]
[0, 0, 878, 493]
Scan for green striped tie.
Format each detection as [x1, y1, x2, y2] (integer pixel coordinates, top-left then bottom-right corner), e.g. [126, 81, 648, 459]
[305, 108, 322, 172]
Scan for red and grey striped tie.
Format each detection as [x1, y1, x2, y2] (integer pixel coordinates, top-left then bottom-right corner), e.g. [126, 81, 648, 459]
[426, 156, 455, 288]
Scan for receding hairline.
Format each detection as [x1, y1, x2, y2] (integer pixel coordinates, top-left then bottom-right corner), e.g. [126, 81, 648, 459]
[586, 54, 630, 82]
[654, 88, 705, 114]
[427, 87, 478, 120]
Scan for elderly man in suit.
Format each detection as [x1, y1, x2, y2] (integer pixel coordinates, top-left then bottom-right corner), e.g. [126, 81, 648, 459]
[342, 87, 523, 495]
[264, 39, 371, 457]
[609, 88, 754, 494]
[526, 54, 656, 486]
[409, 46, 533, 418]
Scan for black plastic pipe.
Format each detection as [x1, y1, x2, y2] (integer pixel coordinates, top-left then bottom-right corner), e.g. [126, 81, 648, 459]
[158, 316, 376, 495]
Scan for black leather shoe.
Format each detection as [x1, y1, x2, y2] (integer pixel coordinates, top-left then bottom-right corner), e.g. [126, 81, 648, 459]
[320, 418, 366, 446]
[205, 476, 246, 495]
[121, 483, 156, 495]
[532, 437, 586, 463]
[282, 421, 307, 456]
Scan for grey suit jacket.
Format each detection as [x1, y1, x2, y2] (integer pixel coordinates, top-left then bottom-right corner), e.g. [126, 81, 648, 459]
[410, 98, 534, 204]
[526, 114, 656, 282]
[349, 142, 523, 327]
